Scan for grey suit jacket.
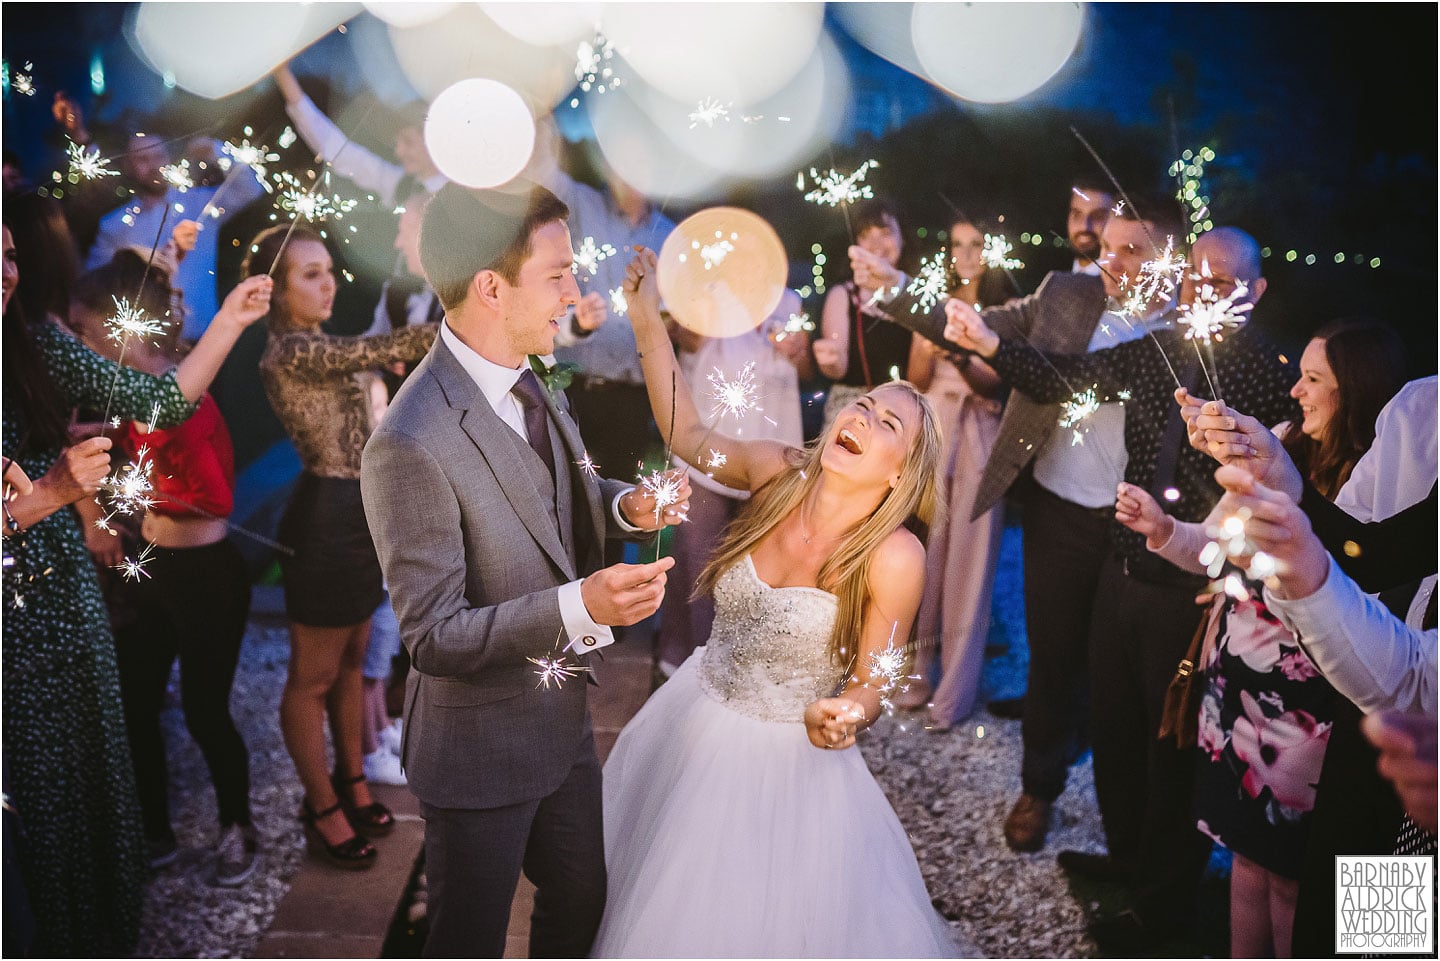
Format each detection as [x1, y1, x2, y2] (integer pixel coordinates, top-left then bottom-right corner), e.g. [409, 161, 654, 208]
[361, 336, 634, 810]
[884, 271, 1107, 519]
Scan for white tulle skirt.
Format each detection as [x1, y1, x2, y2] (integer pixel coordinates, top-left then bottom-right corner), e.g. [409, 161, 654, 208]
[592, 651, 968, 959]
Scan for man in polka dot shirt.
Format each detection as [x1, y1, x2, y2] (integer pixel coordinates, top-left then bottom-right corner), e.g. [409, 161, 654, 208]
[946, 219, 1299, 952]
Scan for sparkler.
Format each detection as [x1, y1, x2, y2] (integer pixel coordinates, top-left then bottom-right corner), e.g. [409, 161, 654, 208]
[273, 170, 359, 223]
[638, 468, 684, 525]
[905, 249, 949, 315]
[706, 449, 727, 470]
[100, 445, 158, 520]
[114, 542, 157, 582]
[12, 62, 35, 96]
[706, 362, 761, 423]
[688, 97, 730, 128]
[608, 286, 628, 317]
[222, 136, 280, 191]
[1178, 278, 1251, 345]
[572, 236, 617, 277]
[528, 654, 592, 690]
[1058, 385, 1102, 446]
[772, 311, 814, 342]
[861, 623, 919, 713]
[575, 33, 622, 95]
[797, 160, 879, 209]
[66, 139, 119, 180]
[982, 233, 1025, 271]
[576, 452, 600, 479]
[104, 296, 170, 347]
[159, 159, 193, 192]
[696, 235, 735, 270]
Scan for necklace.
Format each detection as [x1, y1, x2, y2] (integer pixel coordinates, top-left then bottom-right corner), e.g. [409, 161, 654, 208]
[798, 496, 822, 545]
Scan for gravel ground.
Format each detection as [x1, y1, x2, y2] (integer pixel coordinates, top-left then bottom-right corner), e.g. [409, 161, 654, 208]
[135, 521, 1209, 958]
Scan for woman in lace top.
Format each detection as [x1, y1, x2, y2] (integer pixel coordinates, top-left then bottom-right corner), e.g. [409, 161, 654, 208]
[249, 225, 436, 869]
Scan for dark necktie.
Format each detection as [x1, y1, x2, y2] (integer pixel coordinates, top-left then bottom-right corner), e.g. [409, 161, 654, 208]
[510, 370, 556, 479]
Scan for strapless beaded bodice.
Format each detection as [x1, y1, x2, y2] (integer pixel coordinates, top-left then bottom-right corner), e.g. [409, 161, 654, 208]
[696, 555, 842, 723]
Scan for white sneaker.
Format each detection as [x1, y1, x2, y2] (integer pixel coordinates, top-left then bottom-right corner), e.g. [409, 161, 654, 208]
[214, 824, 257, 887]
[378, 718, 404, 756]
[363, 746, 407, 786]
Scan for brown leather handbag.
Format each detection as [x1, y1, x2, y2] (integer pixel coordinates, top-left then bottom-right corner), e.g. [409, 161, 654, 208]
[1157, 609, 1213, 748]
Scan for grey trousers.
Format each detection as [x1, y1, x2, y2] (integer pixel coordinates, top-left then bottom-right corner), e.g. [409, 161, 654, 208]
[419, 745, 605, 958]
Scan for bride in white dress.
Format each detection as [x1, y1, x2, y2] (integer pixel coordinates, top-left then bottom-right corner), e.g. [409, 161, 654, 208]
[593, 249, 969, 958]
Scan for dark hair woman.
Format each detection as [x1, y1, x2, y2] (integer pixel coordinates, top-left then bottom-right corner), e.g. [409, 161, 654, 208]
[247, 224, 437, 869]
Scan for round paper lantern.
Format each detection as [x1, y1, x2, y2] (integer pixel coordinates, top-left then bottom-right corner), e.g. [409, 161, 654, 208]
[657, 208, 788, 338]
[423, 78, 535, 188]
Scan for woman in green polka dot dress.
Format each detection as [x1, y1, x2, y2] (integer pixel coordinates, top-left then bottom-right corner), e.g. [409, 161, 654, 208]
[1, 221, 271, 955]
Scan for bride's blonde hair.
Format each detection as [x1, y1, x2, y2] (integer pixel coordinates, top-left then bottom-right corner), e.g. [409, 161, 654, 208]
[694, 381, 943, 672]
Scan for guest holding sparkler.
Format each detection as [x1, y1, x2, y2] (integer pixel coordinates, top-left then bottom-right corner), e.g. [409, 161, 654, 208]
[1114, 317, 1404, 957]
[590, 246, 971, 957]
[247, 224, 438, 869]
[69, 250, 266, 884]
[943, 222, 1299, 952]
[813, 198, 932, 424]
[87, 133, 264, 341]
[1, 211, 271, 954]
[855, 179, 1118, 853]
[894, 216, 1018, 728]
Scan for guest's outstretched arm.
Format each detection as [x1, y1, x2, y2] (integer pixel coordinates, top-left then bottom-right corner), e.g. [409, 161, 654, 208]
[623, 247, 792, 493]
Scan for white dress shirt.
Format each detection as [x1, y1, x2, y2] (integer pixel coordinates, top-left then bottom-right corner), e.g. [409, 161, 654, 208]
[1334, 376, 1438, 523]
[440, 322, 637, 652]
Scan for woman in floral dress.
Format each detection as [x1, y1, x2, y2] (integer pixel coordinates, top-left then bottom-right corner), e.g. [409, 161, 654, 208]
[1, 218, 270, 954]
[1116, 317, 1405, 957]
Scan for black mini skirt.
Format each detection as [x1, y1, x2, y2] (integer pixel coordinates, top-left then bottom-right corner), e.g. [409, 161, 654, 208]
[277, 473, 383, 628]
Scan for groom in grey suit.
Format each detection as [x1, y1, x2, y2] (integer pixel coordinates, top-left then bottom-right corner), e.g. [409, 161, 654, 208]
[362, 183, 688, 958]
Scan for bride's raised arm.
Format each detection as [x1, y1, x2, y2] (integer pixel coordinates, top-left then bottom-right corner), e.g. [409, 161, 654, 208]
[623, 247, 793, 493]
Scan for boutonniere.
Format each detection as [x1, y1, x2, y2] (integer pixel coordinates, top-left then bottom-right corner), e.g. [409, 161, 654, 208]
[528, 355, 581, 396]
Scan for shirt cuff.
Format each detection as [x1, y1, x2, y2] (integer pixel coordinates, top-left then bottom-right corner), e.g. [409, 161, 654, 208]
[612, 487, 645, 533]
[558, 579, 615, 654]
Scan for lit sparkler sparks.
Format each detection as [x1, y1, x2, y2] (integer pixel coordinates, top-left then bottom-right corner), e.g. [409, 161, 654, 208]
[1058, 386, 1101, 429]
[906, 248, 949, 314]
[66, 139, 119, 180]
[696, 234, 736, 270]
[572, 236, 617, 277]
[105, 296, 169, 346]
[1177, 276, 1251, 344]
[707, 362, 760, 422]
[608, 286, 628, 317]
[273, 171, 359, 223]
[639, 469, 684, 524]
[689, 97, 730, 128]
[576, 452, 600, 479]
[773, 312, 814, 342]
[160, 159, 193, 192]
[277, 126, 298, 149]
[706, 449, 727, 469]
[12, 63, 35, 96]
[222, 137, 280, 190]
[797, 160, 879, 208]
[982, 233, 1025, 271]
[114, 542, 157, 582]
[575, 33, 622, 94]
[1118, 236, 1187, 318]
[863, 624, 919, 712]
[100, 446, 157, 522]
[528, 654, 591, 690]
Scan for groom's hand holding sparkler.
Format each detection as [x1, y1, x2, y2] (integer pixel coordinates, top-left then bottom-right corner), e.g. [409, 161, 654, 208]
[619, 467, 692, 531]
[1176, 389, 1304, 502]
[942, 298, 999, 358]
[574, 290, 608, 333]
[580, 556, 675, 627]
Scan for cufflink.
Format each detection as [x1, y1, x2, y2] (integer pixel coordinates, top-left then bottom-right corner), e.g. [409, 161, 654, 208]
[581, 635, 598, 647]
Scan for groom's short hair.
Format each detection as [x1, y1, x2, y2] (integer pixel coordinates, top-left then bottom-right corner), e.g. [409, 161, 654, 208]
[420, 183, 570, 310]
